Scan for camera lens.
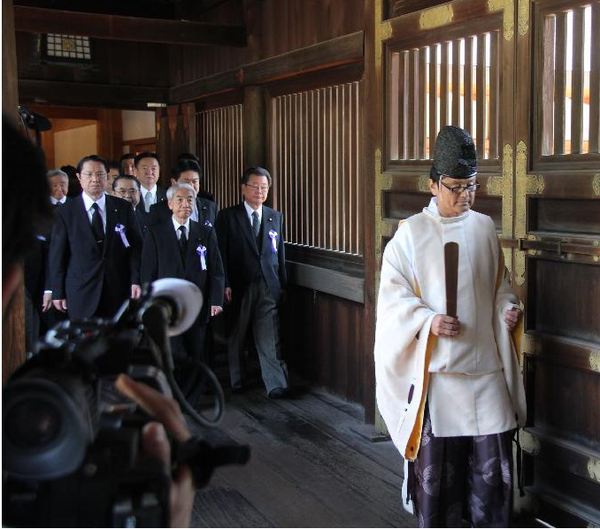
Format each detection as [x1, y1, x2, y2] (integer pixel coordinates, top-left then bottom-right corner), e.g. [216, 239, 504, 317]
[5, 399, 61, 449]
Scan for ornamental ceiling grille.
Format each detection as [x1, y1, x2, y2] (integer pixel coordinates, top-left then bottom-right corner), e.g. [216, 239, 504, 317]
[271, 82, 362, 256]
[388, 31, 500, 161]
[42, 34, 92, 63]
[196, 104, 244, 211]
[540, 3, 600, 156]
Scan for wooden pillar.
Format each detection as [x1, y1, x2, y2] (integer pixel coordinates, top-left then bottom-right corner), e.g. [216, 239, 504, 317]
[243, 85, 267, 169]
[3, 0, 27, 383]
[155, 107, 171, 187]
[362, 0, 379, 423]
[97, 109, 123, 160]
[3, 0, 19, 116]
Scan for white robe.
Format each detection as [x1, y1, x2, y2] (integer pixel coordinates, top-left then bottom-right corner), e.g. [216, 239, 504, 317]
[374, 198, 526, 462]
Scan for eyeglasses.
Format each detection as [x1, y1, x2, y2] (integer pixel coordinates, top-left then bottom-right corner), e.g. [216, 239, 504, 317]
[439, 179, 480, 195]
[245, 183, 270, 192]
[80, 172, 108, 179]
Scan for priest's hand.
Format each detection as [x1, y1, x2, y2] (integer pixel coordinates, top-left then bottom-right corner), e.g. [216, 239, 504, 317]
[432, 315, 460, 337]
[504, 306, 522, 331]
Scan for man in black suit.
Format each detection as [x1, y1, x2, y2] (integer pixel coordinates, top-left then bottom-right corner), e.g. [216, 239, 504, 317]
[148, 160, 218, 228]
[141, 183, 224, 379]
[216, 167, 290, 398]
[112, 174, 145, 233]
[49, 155, 142, 321]
[135, 152, 166, 212]
[25, 169, 70, 347]
[177, 152, 215, 202]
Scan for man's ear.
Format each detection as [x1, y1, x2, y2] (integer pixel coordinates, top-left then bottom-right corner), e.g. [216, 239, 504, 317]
[171, 178, 177, 186]
[429, 179, 439, 197]
[2, 265, 23, 316]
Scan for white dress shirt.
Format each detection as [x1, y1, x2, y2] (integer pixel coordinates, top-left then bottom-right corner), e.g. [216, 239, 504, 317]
[141, 184, 158, 210]
[50, 196, 67, 206]
[172, 216, 191, 239]
[82, 192, 107, 231]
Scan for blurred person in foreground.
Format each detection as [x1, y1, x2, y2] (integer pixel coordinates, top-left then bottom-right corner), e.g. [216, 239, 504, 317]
[2, 115, 194, 528]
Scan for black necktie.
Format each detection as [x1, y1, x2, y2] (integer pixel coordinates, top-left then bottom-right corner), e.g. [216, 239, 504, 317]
[54, 201, 63, 209]
[251, 211, 260, 240]
[178, 225, 188, 261]
[91, 203, 105, 246]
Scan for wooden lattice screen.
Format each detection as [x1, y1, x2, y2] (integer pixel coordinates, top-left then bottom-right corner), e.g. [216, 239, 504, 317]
[389, 31, 500, 161]
[196, 104, 244, 210]
[541, 3, 600, 155]
[271, 82, 362, 256]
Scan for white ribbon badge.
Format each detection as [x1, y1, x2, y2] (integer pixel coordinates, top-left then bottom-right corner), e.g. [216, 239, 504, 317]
[115, 224, 130, 248]
[204, 220, 213, 227]
[268, 230, 278, 253]
[196, 244, 207, 270]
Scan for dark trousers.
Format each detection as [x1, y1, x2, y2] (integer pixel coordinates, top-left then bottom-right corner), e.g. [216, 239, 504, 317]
[227, 279, 288, 393]
[170, 322, 208, 400]
[410, 407, 514, 528]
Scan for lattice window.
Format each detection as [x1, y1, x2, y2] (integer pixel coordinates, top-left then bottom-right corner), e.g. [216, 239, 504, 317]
[41, 34, 92, 63]
[196, 105, 244, 210]
[541, 4, 600, 155]
[389, 31, 500, 161]
[271, 82, 362, 256]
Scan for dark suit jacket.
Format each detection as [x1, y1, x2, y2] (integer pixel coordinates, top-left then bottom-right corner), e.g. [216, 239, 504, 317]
[148, 196, 218, 228]
[215, 203, 287, 304]
[141, 219, 224, 324]
[49, 194, 142, 320]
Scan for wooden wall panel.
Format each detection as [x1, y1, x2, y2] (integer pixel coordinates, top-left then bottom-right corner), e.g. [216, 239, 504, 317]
[282, 286, 365, 407]
[528, 259, 600, 343]
[169, 0, 364, 85]
[529, 198, 600, 235]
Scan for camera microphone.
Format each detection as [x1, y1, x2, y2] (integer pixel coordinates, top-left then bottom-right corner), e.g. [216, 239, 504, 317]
[136, 278, 203, 337]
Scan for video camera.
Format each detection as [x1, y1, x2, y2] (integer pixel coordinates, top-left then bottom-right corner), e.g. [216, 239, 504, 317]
[3, 279, 250, 527]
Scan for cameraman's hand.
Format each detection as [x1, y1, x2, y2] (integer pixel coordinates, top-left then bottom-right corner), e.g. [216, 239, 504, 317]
[42, 292, 53, 312]
[115, 375, 194, 528]
[131, 284, 142, 299]
[224, 287, 232, 304]
[53, 299, 67, 312]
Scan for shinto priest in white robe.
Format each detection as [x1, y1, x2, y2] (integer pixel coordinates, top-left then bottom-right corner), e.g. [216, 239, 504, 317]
[374, 197, 527, 468]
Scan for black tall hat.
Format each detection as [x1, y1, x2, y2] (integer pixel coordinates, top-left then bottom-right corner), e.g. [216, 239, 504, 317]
[432, 126, 477, 179]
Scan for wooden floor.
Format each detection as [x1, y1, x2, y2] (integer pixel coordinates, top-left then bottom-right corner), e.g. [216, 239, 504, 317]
[188, 386, 417, 528]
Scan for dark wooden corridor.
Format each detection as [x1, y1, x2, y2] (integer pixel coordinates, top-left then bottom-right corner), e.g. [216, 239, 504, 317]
[190, 387, 414, 528]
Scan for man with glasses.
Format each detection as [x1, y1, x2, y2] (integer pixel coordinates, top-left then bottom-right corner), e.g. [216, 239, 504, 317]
[216, 167, 290, 399]
[49, 155, 143, 321]
[112, 174, 145, 232]
[374, 126, 526, 527]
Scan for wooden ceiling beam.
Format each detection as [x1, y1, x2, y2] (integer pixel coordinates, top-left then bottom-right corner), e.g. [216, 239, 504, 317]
[19, 79, 169, 110]
[13, 5, 247, 47]
[171, 31, 364, 103]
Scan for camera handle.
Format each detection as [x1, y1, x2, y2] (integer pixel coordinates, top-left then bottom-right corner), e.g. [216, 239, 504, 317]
[141, 300, 225, 428]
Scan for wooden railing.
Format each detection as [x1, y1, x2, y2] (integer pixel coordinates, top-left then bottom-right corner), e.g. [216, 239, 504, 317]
[270, 82, 362, 256]
[196, 104, 244, 210]
[541, 3, 600, 156]
[388, 31, 500, 161]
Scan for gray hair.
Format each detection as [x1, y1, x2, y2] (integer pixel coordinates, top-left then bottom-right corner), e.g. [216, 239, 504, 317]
[167, 182, 197, 200]
[47, 169, 68, 179]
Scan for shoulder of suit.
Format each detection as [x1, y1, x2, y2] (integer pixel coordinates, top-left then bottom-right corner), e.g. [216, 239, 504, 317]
[106, 194, 131, 209]
[263, 205, 282, 219]
[196, 197, 214, 210]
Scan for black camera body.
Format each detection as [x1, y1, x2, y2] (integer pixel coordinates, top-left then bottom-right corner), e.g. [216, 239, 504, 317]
[3, 285, 249, 528]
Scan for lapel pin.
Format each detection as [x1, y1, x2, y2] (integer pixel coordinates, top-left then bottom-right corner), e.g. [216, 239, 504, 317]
[268, 217, 273, 222]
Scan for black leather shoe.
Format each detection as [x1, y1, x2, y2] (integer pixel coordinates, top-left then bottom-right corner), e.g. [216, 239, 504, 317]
[268, 387, 289, 399]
